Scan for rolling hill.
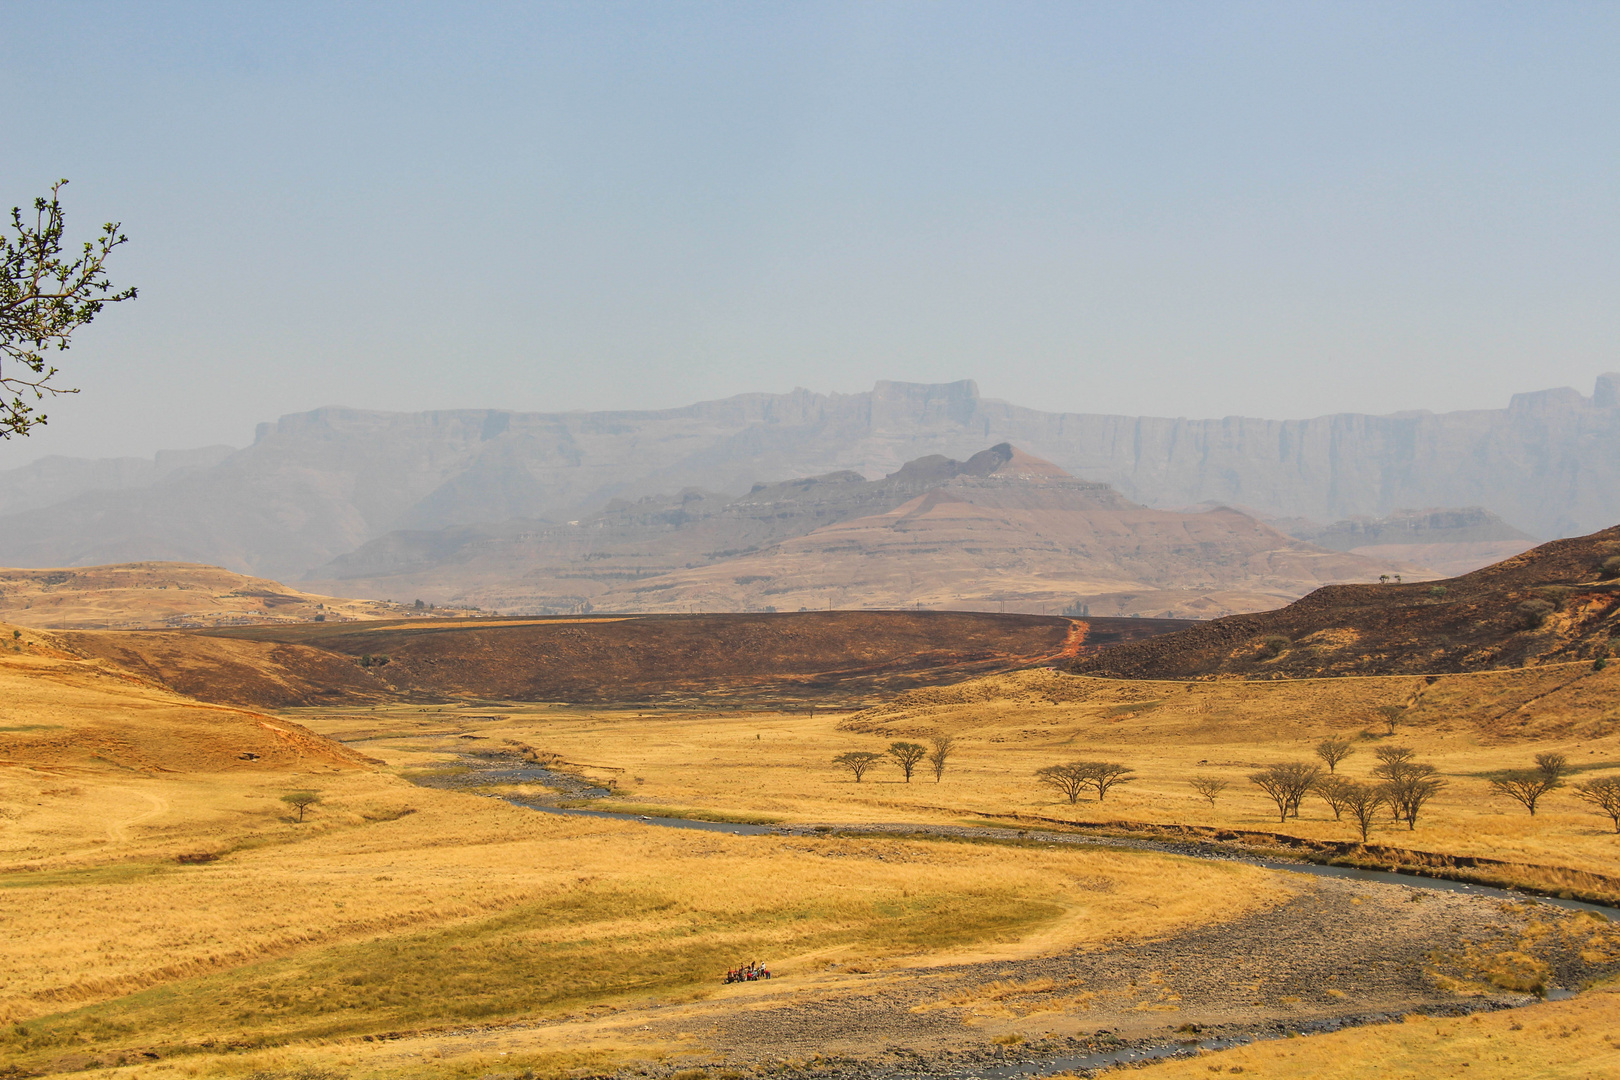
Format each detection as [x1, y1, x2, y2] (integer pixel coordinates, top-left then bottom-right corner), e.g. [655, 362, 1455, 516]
[42, 610, 1180, 709]
[0, 562, 425, 630]
[0, 623, 371, 773]
[1070, 524, 1620, 679]
[307, 445, 1427, 618]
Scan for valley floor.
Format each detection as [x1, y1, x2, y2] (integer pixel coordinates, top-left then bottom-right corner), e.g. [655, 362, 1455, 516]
[4, 656, 1620, 1079]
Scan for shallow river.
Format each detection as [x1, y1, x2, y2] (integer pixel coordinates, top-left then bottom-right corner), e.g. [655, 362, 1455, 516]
[414, 757, 1613, 1078]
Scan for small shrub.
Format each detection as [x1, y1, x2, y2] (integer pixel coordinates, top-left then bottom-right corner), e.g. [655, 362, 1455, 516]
[1600, 555, 1620, 580]
[1256, 635, 1290, 659]
[1516, 599, 1555, 630]
[1427, 585, 1448, 598]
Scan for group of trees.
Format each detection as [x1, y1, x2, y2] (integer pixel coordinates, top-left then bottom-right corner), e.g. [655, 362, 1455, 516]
[1034, 761, 1135, 804]
[1243, 744, 1445, 840]
[1226, 741, 1620, 842]
[1487, 752, 1620, 832]
[833, 735, 955, 783]
[830, 721, 1620, 841]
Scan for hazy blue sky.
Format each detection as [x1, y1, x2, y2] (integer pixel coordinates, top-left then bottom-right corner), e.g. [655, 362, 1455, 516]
[3, 1, 1617, 464]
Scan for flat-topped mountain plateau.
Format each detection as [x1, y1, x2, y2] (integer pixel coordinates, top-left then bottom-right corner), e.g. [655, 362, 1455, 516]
[2, 375, 1616, 586]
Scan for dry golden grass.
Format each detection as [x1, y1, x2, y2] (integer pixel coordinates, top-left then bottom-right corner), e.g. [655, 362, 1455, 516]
[0, 672, 1286, 1065]
[0, 627, 366, 775]
[0, 563, 414, 629]
[1129, 982, 1620, 1079]
[11, 641, 1620, 1077]
[301, 662, 1620, 892]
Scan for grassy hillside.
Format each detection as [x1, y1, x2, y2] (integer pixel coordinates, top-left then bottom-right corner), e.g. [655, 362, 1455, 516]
[55, 610, 1181, 708]
[1072, 524, 1620, 678]
[0, 562, 420, 630]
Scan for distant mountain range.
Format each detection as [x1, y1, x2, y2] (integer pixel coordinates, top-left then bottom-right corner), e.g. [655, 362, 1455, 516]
[304, 443, 1427, 618]
[0, 375, 1614, 594]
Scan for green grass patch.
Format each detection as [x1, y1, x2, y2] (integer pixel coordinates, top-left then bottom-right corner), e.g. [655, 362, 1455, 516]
[0, 860, 170, 890]
[0, 879, 1058, 1066]
[1104, 700, 1163, 716]
[0, 723, 62, 733]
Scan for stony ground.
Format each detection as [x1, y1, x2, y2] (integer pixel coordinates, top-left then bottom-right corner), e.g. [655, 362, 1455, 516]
[410, 872, 1617, 1080]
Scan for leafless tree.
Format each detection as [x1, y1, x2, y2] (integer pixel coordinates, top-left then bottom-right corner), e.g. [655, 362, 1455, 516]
[1036, 763, 1092, 804]
[1081, 761, 1136, 802]
[1249, 763, 1322, 823]
[887, 741, 928, 783]
[1371, 745, 1444, 829]
[280, 790, 322, 822]
[1312, 774, 1354, 820]
[1338, 780, 1385, 842]
[1488, 767, 1564, 817]
[832, 751, 882, 782]
[1535, 752, 1570, 784]
[927, 734, 956, 783]
[1375, 705, 1406, 736]
[1189, 776, 1228, 808]
[1315, 738, 1356, 773]
[1381, 765, 1445, 830]
[1573, 776, 1620, 832]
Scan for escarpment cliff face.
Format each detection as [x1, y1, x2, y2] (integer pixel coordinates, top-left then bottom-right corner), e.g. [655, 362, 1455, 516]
[0, 376, 1616, 581]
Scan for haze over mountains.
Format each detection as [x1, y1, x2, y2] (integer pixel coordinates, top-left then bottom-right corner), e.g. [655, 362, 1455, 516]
[305, 444, 1418, 618]
[0, 376, 1615, 609]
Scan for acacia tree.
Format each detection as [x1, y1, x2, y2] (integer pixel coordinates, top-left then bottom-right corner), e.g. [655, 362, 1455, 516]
[1189, 776, 1228, 808]
[1036, 762, 1091, 804]
[832, 751, 882, 782]
[1535, 752, 1570, 784]
[1381, 765, 1445, 830]
[886, 741, 928, 783]
[1338, 780, 1385, 843]
[1487, 753, 1568, 817]
[1574, 776, 1620, 832]
[927, 734, 956, 783]
[1371, 745, 1444, 829]
[1080, 761, 1136, 802]
[1315, 738, 1356, 773]
[1249, 762, 1322, 822]
[1312, 775, 1354, 820]
[281, 790, 322, 822]
[2, 180, 136, 438]
[1375, 705, 1406, 736]
[1373, 745, 1417, 819]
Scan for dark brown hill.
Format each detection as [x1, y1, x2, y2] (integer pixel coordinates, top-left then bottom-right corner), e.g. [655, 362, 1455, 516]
[1070, 526, 1620, 679]
[203, 611, 1174, 705]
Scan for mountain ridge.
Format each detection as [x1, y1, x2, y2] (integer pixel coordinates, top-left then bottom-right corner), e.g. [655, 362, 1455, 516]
[2, 376, 1617, 579]
[306, 445, 1426, 619]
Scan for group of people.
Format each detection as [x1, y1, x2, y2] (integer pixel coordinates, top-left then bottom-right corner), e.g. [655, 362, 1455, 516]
[723, 960, 772, 983]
